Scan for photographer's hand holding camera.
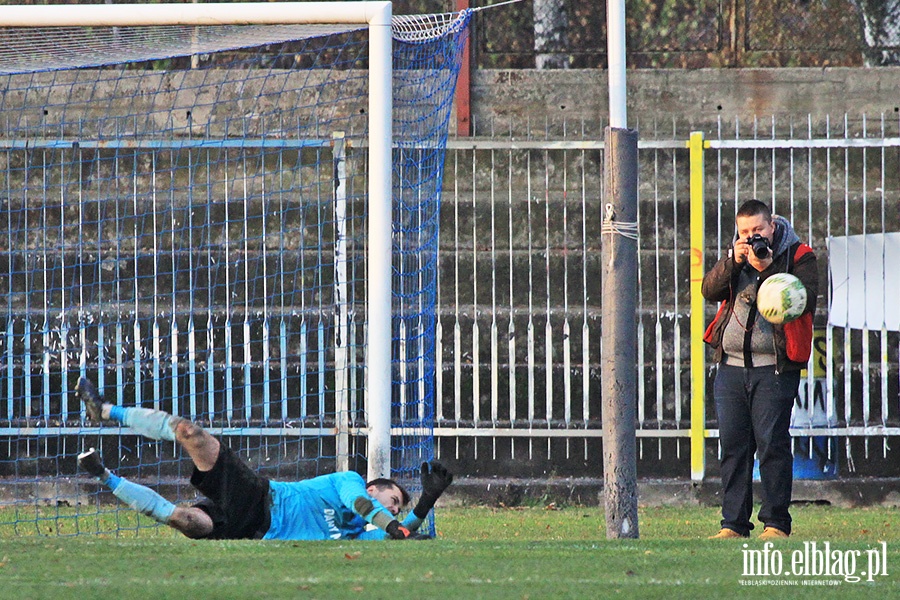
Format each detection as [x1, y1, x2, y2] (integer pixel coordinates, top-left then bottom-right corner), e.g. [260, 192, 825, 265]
[732, 215, 774, 271]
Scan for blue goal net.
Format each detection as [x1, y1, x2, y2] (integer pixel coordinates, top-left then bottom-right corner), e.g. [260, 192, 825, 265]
[0, 7, 470, 536]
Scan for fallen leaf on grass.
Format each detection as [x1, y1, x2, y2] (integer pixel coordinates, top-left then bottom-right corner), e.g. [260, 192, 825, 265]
[344, 552, 362, 560]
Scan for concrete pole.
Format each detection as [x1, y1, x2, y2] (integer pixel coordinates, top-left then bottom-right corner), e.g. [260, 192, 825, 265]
[601, 126, 639, 539]
[606, 0, 627, 128]
[602, 0, 638, 541]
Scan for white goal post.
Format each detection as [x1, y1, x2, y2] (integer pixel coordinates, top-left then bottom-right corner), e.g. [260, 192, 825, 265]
[0, 2, 394, 481]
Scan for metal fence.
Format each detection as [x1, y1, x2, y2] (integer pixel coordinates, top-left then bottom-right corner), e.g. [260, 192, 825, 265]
[435, 115, 900, 479]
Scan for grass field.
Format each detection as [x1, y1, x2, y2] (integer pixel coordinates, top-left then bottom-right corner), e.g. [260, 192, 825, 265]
[1, 504, 898, 599]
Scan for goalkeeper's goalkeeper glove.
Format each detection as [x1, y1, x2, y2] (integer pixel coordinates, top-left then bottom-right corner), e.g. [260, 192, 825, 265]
[385, 519, 431, 540]
[413, 460, 454, 519]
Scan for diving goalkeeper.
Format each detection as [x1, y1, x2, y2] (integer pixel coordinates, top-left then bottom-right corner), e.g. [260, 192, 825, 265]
[75, 377, 453, 541]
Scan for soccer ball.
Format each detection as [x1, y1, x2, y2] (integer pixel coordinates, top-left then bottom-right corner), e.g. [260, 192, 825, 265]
[756, 273, 807, 325]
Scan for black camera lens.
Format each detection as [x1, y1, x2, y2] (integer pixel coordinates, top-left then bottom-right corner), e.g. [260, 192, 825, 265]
[748, 234, 770, 259]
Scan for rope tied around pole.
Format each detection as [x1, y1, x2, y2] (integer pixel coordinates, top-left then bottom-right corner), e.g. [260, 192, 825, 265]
[600, 203, 638, 268]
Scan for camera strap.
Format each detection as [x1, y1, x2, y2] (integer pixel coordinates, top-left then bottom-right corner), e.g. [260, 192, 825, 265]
[741, 301, 760, 367]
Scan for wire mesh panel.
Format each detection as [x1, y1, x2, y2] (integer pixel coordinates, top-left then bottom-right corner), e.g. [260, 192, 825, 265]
[470, 0, 900, 67]
[476, 0, 722, 68]
[746, 0, 861, 52]
[746, 0, 900, 65]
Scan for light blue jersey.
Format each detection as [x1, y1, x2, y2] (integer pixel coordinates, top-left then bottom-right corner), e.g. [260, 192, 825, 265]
[263, 471, 395, 540]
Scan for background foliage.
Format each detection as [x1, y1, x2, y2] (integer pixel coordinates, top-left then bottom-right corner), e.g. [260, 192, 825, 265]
[441, 0, 894, 68]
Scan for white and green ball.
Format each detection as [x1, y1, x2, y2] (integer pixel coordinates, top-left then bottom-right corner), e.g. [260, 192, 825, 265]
[757, 273, 807, 325]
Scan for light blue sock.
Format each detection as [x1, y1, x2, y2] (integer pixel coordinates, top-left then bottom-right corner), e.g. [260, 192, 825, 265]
[104, 473, 121, 489]
[110, 476, 176, 524]
[109, 406, 179, 442]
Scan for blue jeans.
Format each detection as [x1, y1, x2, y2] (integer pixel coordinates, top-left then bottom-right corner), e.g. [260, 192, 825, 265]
[714, 364, 799, 536]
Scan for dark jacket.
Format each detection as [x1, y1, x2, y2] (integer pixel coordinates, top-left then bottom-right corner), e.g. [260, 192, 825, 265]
[701, 217, 819, 373]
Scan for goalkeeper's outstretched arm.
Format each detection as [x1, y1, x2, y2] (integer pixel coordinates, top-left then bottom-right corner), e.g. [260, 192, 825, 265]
[411, 461, 454, 522]
[357, 461, 454, 539]
[339, 475, 428, 540]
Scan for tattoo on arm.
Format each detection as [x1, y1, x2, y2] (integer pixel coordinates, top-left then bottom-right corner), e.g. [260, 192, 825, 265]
[353, 496, 394, 530]
[353, 496, 375, 517]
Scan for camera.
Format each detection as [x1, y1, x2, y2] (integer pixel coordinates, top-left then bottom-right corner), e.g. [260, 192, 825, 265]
[747, 234, 770, 259]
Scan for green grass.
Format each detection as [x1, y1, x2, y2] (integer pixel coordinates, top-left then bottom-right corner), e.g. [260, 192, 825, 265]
[1, 505, 898, 599]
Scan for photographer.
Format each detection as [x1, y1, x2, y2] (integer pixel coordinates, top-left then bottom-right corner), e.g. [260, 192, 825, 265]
[701, 199, 818, 540]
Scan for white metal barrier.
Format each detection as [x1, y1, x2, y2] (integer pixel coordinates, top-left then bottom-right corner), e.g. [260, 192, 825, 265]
[437, 116, 900, 476]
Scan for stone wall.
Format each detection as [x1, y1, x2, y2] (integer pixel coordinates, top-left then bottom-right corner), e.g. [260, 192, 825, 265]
[466, 67, 900, 135]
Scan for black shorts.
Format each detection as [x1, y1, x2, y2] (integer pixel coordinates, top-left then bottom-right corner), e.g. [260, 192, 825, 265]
[190, 444, 271, 540]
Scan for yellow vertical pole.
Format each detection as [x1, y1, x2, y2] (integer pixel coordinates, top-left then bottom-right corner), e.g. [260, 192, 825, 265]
[688, 132, 706, 482]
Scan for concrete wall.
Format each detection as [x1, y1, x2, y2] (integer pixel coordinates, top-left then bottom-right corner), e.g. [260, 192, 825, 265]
[468, 68, 900, 135]
[7, 67, 899, 138]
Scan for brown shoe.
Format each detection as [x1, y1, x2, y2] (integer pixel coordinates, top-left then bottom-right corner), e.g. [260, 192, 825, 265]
[708, 528, 746, 539]
[759, 527, 789, 540]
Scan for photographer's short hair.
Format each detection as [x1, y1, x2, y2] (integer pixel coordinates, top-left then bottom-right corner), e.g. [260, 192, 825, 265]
[736, 199, 772, 222]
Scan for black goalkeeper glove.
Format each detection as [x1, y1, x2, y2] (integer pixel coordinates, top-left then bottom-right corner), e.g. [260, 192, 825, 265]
[385, 519, 431, 540]
[413, 460, 454, 519]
